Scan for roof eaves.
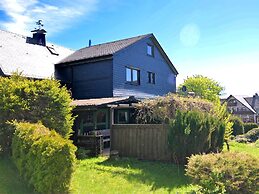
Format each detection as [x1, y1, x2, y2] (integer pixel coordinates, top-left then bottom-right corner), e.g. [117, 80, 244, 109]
[150, 36, 179, 75]
[56, 54, 113, 66]
[230, 95, 256, 114]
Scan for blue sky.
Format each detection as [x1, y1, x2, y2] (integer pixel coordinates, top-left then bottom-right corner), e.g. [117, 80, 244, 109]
[0, 0, 258, 96]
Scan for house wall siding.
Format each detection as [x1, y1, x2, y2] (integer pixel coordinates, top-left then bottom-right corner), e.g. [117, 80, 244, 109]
[113, 37, 176, 99]
[55, 59, 113, 99]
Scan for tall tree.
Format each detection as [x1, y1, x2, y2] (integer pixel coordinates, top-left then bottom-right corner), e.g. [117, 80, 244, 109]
[178, 75, 224, 103]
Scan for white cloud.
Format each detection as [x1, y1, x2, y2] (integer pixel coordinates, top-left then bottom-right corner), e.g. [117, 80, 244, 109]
[0, 0, 98, 36]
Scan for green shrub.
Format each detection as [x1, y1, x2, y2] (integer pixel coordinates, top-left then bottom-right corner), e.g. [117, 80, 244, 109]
[235, 128, 259, 143]
[186, 152, 259, 194]
[168, 110, 225, 164]
[244, 122, 258, 133]
[0, 74, 74, 155]
[229, 116, 244, 136]
[136, 93, 213, 124]
[12, 122, 77, 194]
[76, 148, 91, 159]
[244, 128, 259, 142]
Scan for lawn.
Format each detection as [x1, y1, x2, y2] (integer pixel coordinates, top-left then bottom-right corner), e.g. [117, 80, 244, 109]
[0, 141, 257, 194]
[223, 141, 259, 157]
[71, 157, 196, 194]
[0, 157, 38, 194]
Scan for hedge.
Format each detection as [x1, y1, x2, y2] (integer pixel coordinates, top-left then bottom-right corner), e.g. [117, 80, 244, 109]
[12, 122, 77, 194]
[244, 122, 258, 133]
[186, 152, 259, 194]
[229, 116, 244, 136]
[0, 74, 74, 155]
[168, 110, 225, 164]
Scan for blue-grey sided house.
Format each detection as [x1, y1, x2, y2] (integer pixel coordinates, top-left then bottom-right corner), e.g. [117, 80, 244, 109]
[55, 34, 178, 141]
[55, 33, 178, 99]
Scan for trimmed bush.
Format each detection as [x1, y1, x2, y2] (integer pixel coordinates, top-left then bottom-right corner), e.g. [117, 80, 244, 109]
[186, 152, 259, 194]
[12, 122, 77, 194]
[235, 128, 259, 143]
[0, 74, 74, 154]
[244, 128, 259, 142]
[168, 110, 225, 164]
[229, 116, 244, 136]
[244, 122, 258, 133]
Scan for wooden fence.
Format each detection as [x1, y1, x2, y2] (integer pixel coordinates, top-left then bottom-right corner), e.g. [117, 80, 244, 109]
[111, 124, 171, 161]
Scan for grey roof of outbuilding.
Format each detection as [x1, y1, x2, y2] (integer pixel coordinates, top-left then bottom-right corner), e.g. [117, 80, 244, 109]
[59, 34, 152, 64]
[71, 96, 139, 107]
[0, 29, 74, 79]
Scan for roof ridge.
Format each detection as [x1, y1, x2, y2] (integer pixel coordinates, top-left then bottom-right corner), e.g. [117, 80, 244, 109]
[0, 29, 73, 51]
[77, 33, 152, 51]
[0, 29, 27, 39]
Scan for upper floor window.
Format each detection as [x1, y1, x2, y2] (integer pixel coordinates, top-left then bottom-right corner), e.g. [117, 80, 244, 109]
[147, 44, 154, 57]
[126, 67, 140, 85]
[148, 72, 155, 84]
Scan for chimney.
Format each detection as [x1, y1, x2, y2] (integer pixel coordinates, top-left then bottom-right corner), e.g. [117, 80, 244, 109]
[252, 93, 258, 108]
[89, 39, 92, 47]
[30, 20, 47, 46]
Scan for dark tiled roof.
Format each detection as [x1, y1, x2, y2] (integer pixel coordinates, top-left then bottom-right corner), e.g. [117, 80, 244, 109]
[59, 34, 152, 64]
[0, 29, 73, 79]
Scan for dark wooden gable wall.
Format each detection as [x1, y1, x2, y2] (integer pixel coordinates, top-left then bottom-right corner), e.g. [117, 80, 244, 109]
[55, 59, 113, 99]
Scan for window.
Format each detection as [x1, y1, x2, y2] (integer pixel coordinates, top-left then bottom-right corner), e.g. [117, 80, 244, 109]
[126, 67, 140, 85]
[148, 72, 155, 84]
[96, 110, 108, 130]
[79, 111, 94, 135]
[147, 44, 154, 56]
[117, 110, 129, 124]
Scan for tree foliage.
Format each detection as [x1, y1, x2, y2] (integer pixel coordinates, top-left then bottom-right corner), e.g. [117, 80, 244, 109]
[178, 75, 224, 103]
[0, 74, 74, 154]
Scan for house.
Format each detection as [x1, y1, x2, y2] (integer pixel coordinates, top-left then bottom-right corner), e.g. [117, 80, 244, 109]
[55, 33, 178, 99]
[55, 33, 178, 140]
[222, 93, 259, 123]
[0, 28, 179, 148]
[0, 29, 73, 79]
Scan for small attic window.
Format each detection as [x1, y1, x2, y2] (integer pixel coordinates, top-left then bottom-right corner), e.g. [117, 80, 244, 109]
[147, 44, 154, 57]
[47, 46, 59, 56]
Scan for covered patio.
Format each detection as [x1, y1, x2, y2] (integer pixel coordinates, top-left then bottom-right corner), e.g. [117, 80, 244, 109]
[71, 96, 139, 155]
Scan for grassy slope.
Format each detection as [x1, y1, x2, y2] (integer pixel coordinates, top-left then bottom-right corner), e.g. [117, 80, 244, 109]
[0, 157, 37, 194]
[71, 157, 196, 194]
[223, 141, 259, 157]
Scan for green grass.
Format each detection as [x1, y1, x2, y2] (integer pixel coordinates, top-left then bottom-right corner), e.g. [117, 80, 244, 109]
[0, 157, 38, 194]
[71, 157, 196, 194]
[223, 141, 259, 157]
[1, 141, 258, 194]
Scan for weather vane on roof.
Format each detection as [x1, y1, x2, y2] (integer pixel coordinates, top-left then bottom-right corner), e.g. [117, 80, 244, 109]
[36, 20, 44, 30]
